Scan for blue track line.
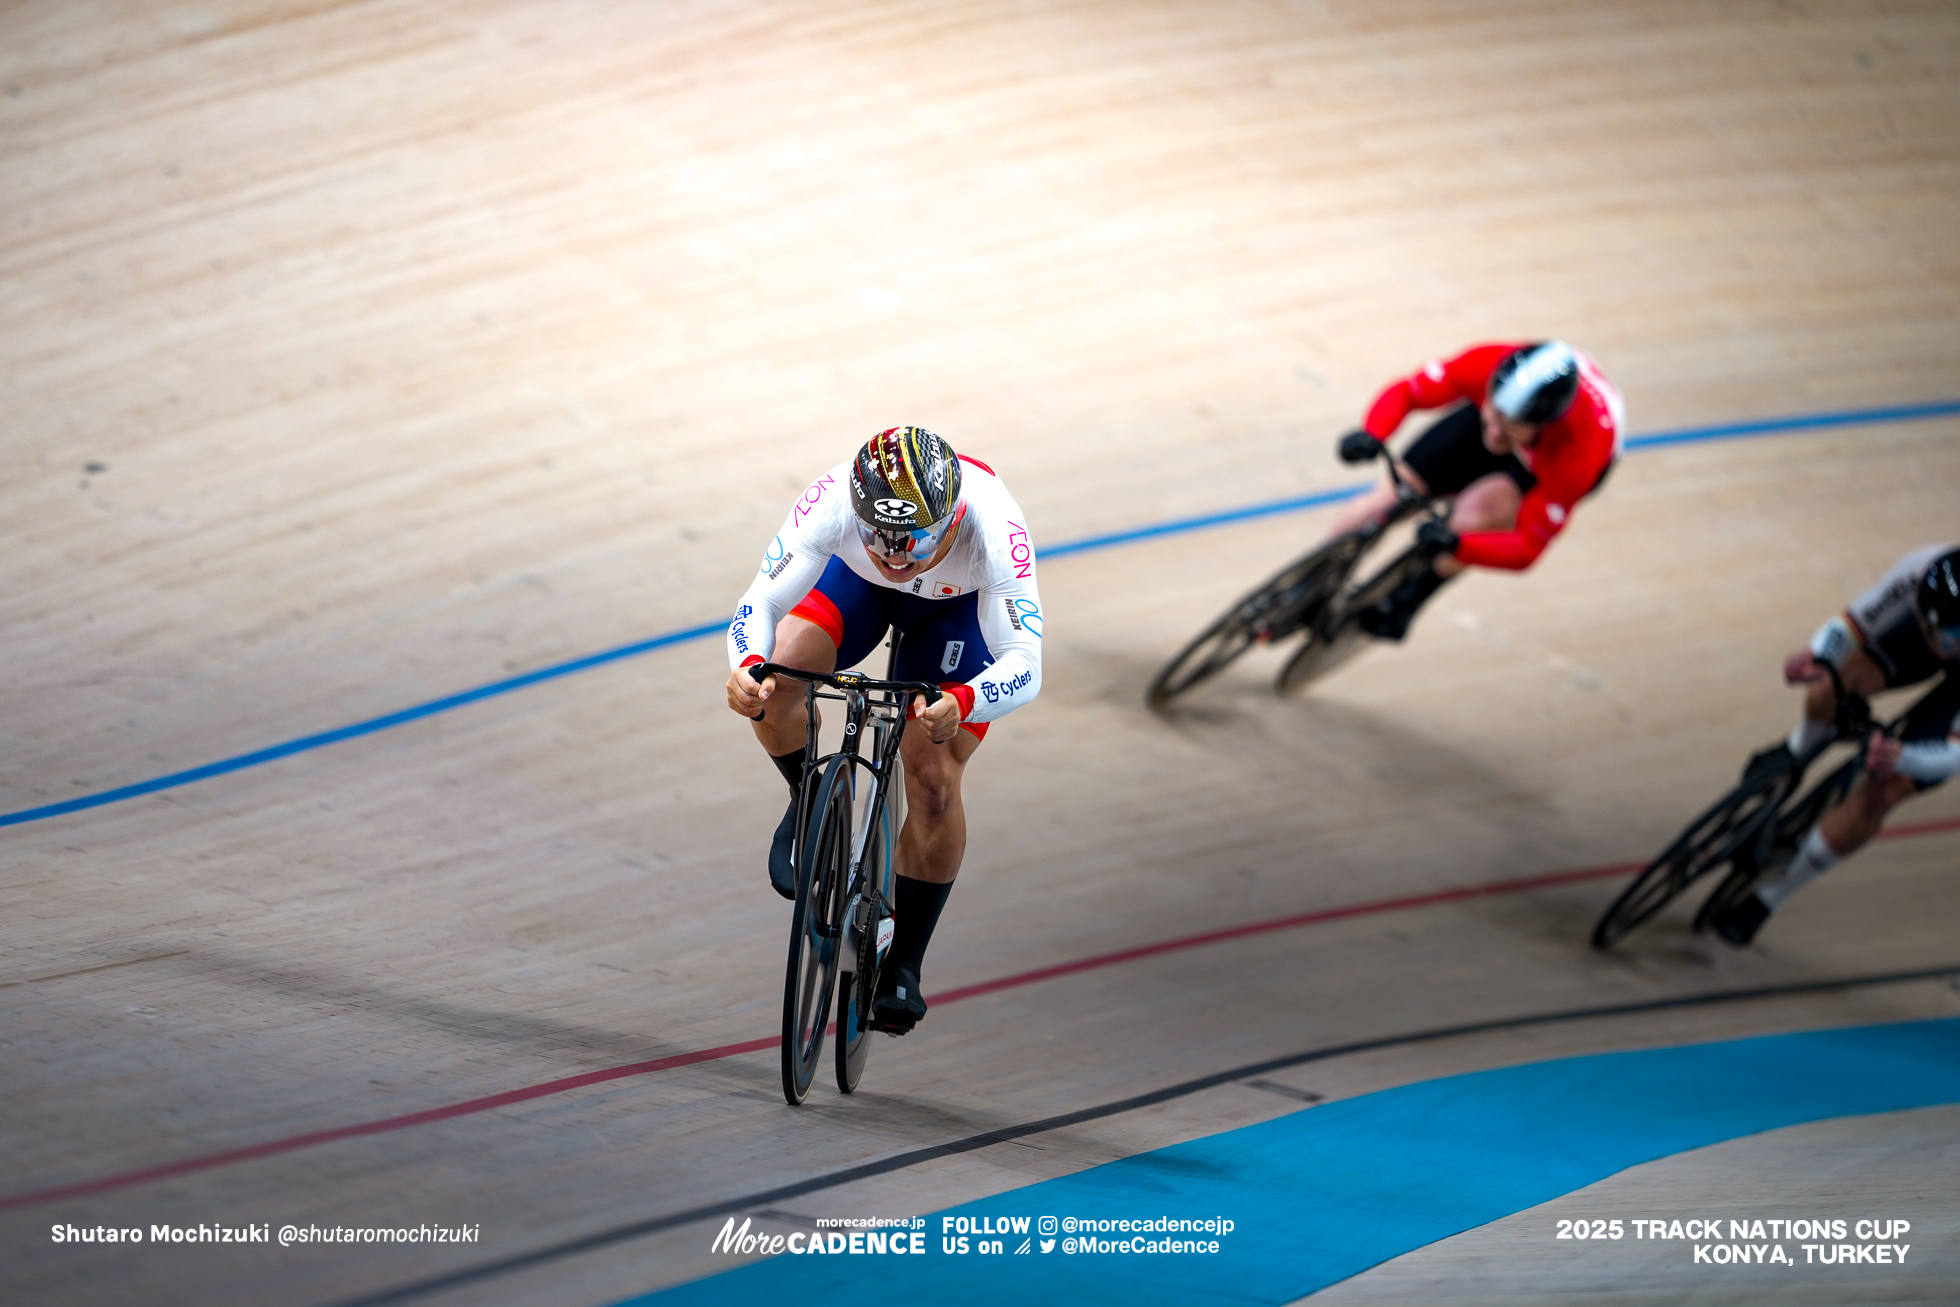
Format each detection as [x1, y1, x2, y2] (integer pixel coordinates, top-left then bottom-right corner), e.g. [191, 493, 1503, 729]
[0, 622, 724, 828]
[1041, 485, 1364, 559]
[6, 398, 1957, 828]
[1623, 398, 1960, 450]
[633, 1016, 1960, 1306]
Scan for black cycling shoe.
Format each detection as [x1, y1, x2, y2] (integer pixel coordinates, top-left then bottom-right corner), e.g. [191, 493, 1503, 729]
[1741, 741, 1797, 786]
[1356, 597, 1417, 642]
[768, 797, 797, 901]
[1356, 566, 1447, 643]
[1709, 893, 1772, 948]
[869, 964, 926, 1035]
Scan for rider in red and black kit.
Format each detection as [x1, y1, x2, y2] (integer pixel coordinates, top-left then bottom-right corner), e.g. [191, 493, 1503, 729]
[1326, 341, 1625, 639]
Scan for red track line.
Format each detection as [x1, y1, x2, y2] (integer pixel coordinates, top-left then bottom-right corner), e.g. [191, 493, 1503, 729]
[0, 1036, 777, 1212]
[930, 858, 1645, 1005]
[7, 816, 1957, 1212]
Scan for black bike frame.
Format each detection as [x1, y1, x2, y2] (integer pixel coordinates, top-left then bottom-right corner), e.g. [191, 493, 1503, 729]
[1775, 663, 1904, 827]
[1320, 449, 1450, 619]
[749, 660, 941, 915]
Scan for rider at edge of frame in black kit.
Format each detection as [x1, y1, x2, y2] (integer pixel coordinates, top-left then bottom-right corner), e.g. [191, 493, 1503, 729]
[1324, 341, 1624, 640]
[1708, 545, 1960, 946]
[724, 426, 1044, 1034]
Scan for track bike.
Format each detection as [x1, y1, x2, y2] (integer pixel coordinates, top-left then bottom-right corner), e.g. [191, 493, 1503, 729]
[1146, 446, 1451, 708]
[748, 647, 940, 1105]
[1590, 664, 1905, 949]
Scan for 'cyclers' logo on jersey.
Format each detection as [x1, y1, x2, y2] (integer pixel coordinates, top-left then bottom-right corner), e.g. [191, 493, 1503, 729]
[978, 669, 1034, 704]
[1003, 597, 1041, 637]
[731, 604, 755, 655]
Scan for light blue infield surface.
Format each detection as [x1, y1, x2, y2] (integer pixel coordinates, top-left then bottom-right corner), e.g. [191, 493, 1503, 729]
[630, 1016, 1960, 1306]
[6, 397, 1958, 828]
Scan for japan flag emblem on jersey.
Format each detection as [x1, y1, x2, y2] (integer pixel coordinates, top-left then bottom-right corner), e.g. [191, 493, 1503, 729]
[932, 582, 962, 598]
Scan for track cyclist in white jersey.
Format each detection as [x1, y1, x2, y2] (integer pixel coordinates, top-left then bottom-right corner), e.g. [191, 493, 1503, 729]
[1709, 546, 1960, 945]
[724, 426, 1044, 1034]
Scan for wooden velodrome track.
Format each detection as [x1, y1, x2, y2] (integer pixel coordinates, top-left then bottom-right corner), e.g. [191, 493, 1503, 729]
[4, 2, 1959, 1303]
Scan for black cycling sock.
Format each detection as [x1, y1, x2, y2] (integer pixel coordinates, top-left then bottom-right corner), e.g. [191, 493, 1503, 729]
[887, 875, 953, 979]
[769, 748, 806, 797]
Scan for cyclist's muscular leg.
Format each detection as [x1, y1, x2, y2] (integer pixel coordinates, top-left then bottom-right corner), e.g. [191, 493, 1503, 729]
[872, 722, 981, 1033]
[753, 615, 838, 899]
[1801, 646, 1884, 729]
[1789, 672, 1960, 893]
[1435, 472, 1521, 579]
[896, 721, 981, 884]
[751, 615, 838, 754]
[1780, 645, 1886, 760]
[1743, 767, 1918, 931]
[1817, 768, 1919, 857]
[1357, 469, 1512, 641]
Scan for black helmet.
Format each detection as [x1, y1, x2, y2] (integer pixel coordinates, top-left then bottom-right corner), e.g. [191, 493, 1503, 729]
[849, 426, 964, 561]
[1488, 342, 1580, 425]
[1916, 548, 1960, 651]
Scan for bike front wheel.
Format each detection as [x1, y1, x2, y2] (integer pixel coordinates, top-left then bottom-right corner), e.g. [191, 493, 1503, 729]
[782, 757, 853, 1105]
[1591, 766, 1794, 949]
[836, 760, 900, 1094]
[1147, 536, 1362, 709]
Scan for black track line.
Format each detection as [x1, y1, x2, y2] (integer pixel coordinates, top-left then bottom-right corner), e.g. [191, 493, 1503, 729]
[318, 962, 1960, 1307]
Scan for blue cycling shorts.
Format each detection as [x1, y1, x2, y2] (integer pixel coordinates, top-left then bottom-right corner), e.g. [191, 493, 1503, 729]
[789, 554, 995, 738]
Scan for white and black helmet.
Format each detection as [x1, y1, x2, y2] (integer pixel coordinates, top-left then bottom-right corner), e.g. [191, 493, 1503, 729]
[1488, 342, 1581, 425]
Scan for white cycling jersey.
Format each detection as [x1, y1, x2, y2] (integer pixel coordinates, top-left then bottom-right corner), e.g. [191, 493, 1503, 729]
[1847, 543, 1950, 641]
[1811, 543, 1954, 664]
[727, 456, 1043, 725]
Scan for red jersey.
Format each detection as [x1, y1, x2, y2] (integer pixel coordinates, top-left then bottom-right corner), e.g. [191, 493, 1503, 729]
[1362, 343, 1623, 570]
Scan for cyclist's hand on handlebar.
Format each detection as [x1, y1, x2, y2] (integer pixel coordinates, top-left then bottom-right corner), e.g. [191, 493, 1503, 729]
[1337, 430, 1381, 464]
[1865, 732, 1903, 780]
[727, 664, 773, 720]
[911, 691, 962, 745]
[1414, 519, 1458, 557]
[1783, 651, 1830, 685]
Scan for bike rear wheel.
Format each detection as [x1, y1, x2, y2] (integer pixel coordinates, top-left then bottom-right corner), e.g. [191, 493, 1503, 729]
[1147, 537, 1362, 709]
[782, 757, 853, 1105]
[1693, 753, 1860, 932]
[1274, 616, 1368, 695]
[1591, 766, 1793, 949]
[1275, 543, 1422, 695]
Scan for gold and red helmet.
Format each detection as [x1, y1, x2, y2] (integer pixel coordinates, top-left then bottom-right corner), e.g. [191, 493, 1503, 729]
[850, 426, 965, 561]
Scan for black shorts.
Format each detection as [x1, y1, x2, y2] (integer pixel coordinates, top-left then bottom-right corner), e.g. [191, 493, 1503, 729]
[1864, 613, 1951, 691]
[1899, 673, 1960, 748]
[1401, 404, 1535, 497]
[1399, 403, 1616, 499]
